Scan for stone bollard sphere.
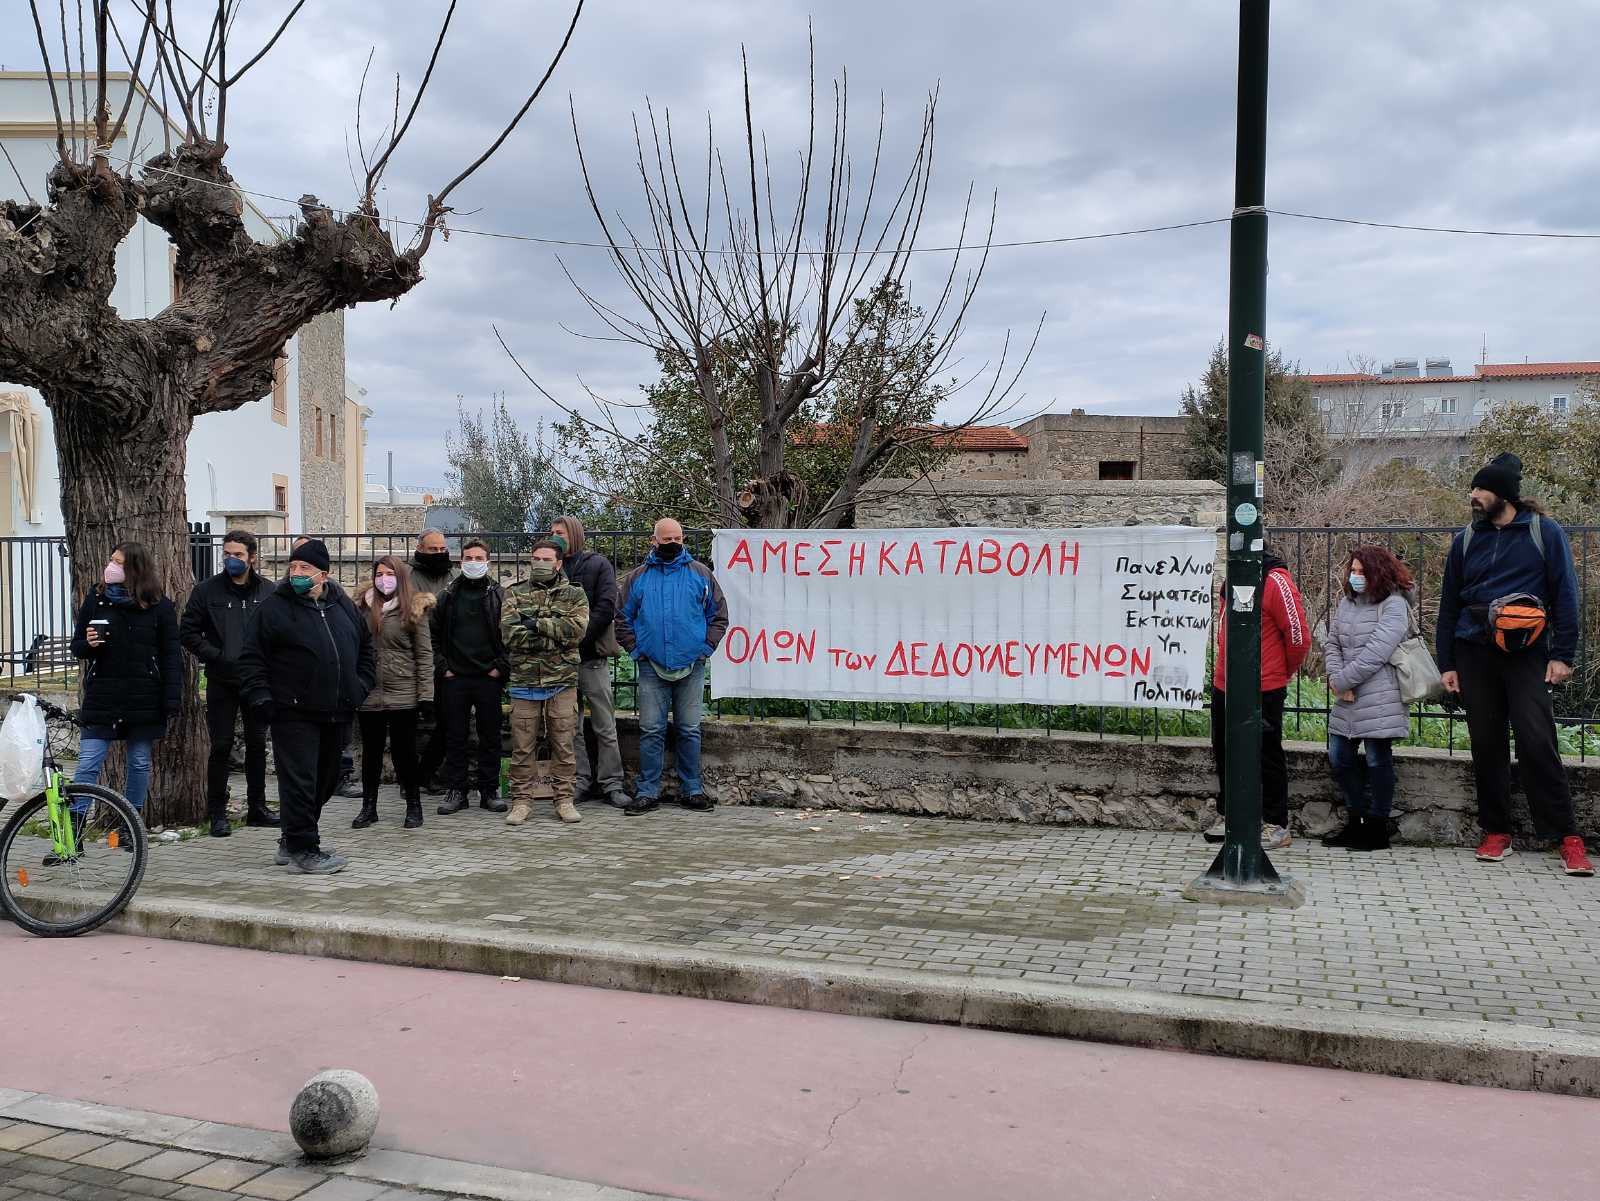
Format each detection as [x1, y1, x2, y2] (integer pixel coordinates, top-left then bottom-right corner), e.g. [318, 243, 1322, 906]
[289, 1069, 380, 1160]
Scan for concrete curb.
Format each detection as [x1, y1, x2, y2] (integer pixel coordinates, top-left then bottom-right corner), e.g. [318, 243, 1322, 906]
[0, 1090, 677, 1201]
[97, 894, 1600, 1098]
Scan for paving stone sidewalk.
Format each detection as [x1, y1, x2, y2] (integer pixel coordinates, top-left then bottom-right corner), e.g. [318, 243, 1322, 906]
[111, 779, 1600, 1035]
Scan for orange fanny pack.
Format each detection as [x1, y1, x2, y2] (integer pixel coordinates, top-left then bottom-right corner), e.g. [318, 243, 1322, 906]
[1487, 594, 1547, 653]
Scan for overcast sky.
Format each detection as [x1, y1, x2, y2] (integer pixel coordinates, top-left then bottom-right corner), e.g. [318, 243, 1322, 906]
[6, 1, 1599, 494]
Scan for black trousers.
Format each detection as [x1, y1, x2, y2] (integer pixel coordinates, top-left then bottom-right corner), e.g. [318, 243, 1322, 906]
[272, 717, 347, 854]
[417, 672, 447, 784]
[205, 681, 269, 817]
[1455, 640, 1578, 838]
[358, 708, 420, 797]
[1209, 686, 1289, 827]
[442, 674, 503, 791]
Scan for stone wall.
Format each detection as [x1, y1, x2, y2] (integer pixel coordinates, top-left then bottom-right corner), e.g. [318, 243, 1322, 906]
[1013, 413, 1193, 481]
[855, 478, 1225, 531]
[298, 310, 348, 531]
[364, 502, 428, 536]
[615, 717, 1600, 846]
[936, 449, 1033, 481]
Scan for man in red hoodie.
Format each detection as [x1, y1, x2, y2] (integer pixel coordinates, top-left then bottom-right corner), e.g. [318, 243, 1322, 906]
[1204, 550, 1310, 849]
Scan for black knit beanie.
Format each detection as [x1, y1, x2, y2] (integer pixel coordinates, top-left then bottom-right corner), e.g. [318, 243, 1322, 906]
[289, 538, 331, 572]
[1471, 452, 1522, 502]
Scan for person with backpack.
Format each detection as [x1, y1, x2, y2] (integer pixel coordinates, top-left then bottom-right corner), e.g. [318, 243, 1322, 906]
[1321, 545, 1416, 853]
[180, 528, 277, 836]
[69, 542, 181, 821]
[1438, 453, 1593, 876]
[1204, 547, 1310, 850]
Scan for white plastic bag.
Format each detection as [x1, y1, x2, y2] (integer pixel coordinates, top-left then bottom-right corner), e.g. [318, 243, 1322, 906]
[0, 695, 47, 802]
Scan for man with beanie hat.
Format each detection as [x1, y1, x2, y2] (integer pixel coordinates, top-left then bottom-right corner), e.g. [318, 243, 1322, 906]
[239, 538, 376, 874]
[1438, 453, 1593, 876]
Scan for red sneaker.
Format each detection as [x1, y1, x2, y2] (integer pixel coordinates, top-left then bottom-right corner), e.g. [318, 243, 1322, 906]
[1475, 833, 1514, 862]
[1559, 837, 1595, 877]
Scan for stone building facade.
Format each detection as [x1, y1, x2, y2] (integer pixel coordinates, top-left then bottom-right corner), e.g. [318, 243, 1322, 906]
[1010, 412, 1192, 481]
[297, 311, 348, 531]
[856, 478, 1225, 532]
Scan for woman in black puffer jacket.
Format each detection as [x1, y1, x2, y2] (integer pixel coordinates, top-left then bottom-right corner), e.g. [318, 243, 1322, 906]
[70, 541, 181, 814]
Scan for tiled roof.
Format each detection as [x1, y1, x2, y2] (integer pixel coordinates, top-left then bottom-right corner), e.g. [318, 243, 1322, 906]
[789, 424, 1029, 452]
[1304, 361, 1600, 387]
[1480, 361, 1600, 379]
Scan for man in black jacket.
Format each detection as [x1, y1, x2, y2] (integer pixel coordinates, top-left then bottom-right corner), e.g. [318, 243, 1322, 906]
[239, 539, 375, 875]
[181, 528, 277, 837]
[430, 538, 509, 815]
[551, 515, 628, 808]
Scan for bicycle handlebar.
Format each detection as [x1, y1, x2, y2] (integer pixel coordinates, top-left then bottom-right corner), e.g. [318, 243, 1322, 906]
[2, 691, 75, 723]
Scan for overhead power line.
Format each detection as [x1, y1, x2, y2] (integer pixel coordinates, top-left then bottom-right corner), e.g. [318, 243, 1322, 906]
[89, 152, 1600, 256]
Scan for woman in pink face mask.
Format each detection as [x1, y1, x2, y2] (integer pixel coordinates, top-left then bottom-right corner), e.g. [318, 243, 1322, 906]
[351, 555, 435, 830]
[69, 542, 180, 819]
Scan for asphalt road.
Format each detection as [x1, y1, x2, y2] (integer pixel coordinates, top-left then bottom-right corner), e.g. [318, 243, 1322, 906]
[2, 924, 1594, 1201]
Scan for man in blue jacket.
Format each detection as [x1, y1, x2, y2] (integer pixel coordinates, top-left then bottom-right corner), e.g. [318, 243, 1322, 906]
[1437, 452, 1592, 876]
[615, 518, 729, 816]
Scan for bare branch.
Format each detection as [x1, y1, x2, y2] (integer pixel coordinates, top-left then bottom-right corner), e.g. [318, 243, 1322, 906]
[414, 0, 584, 258]
[26, 2, 70, 164]
[223, 0, 309, 87]
[60, 0, 80, 157]
[105, 1, 156, 150]
[364, 0, 457, 201]
[1, 141, 36, 204]
[93, 0, 109, 151]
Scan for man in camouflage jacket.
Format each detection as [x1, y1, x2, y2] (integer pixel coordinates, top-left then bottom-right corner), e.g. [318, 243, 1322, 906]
[499, 539, 590, 826]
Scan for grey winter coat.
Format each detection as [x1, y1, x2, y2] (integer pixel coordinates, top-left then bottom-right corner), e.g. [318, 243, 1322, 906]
[1324, 591, 1412, 741]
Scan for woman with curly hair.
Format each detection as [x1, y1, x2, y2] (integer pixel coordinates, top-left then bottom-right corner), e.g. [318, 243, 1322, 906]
[1322, 544, 1416, 852]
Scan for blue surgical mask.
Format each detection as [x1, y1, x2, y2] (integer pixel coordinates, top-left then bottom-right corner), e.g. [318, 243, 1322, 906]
[1349, 574, 1367, 594]
[224, 555, 249, 578]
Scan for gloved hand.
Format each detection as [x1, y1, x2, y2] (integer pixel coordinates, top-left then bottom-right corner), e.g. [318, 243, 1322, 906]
[249, 699, 275, 725]
[418, 699, 435, 722]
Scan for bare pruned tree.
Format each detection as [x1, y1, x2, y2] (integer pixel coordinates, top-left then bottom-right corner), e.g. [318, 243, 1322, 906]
[0, 0, 583, 824]
[557, 37, 1036, 529]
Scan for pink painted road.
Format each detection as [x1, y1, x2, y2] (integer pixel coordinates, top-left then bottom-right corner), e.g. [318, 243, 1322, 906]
[2, 926, 1595, 1201]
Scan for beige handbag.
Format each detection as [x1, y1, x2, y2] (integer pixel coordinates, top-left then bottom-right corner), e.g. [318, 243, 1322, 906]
[1389, 604, 1443, 704]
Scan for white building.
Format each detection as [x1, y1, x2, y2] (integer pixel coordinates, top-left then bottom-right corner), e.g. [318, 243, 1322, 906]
[0, 71, 367, 540]
[1305, 358, 1600, 473]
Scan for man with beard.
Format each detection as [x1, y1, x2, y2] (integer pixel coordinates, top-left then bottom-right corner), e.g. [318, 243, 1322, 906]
[1438, 452, 1592, 876]
[1204, 544, 1309, 850]
[409, 529, 459, 793]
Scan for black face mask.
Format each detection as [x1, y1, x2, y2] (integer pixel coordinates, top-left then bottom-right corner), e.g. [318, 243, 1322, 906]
[655, 542, 683, 561]
[414, 550, 452, 574]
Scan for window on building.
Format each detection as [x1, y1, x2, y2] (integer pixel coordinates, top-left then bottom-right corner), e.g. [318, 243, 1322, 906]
[329, 411, 337, 461]
[270, 357, 288, 426]
[1440, 397, 1458, 415]
[314, 407, 324, 457]
[1381, 400, 1404, 424]
[1552, 395, 1571, 416]
[1312, 394, 1330, 413]
[273, 484, 287, 512]
[1098, 460, 1136, 481]
[1345, 401, 1364, 422]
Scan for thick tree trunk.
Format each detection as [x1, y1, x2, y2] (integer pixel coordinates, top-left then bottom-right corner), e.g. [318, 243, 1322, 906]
[47, 379, 207, 829]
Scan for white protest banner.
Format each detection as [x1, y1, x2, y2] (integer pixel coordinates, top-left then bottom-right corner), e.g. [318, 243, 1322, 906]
[709, 527, 1215, 710]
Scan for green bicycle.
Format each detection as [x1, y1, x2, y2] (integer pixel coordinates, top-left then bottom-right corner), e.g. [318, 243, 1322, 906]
[0, 694, 147, 937]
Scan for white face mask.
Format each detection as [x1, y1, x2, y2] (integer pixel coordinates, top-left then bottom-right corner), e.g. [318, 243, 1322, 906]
[461, 560, 490, 580]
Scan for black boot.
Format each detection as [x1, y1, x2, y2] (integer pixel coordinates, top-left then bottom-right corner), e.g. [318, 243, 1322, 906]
[1349, 814, 1391, 852]
[437, 788, 469, 815]
[479, 788, 508, 814]
[403, 787, 424, 830]
[207, 797, 232, 838]
[351, 793, 379, 829]
[244, 805, 281, 828]
[1321, 811, 1363, 848]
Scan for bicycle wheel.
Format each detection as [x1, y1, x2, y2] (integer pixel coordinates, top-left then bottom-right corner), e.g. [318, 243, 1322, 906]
[0, 783, 148, 937]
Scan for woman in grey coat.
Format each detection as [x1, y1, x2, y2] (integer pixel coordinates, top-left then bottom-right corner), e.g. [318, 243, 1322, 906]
[1322, 544, 1416, 851]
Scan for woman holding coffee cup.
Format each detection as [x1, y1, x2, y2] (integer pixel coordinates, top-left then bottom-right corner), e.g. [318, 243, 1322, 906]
[70, 542, 182, 815]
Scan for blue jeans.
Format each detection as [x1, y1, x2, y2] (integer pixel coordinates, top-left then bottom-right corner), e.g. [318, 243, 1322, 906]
[1328, 734, 1395, 818]
[73, 737, 152, 812]
[635, 659, 705, 799]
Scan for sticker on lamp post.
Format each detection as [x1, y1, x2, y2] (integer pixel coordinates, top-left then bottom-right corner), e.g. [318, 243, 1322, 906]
[1231, 585, 1257, 613]
[1233, 501, 1259, 528]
